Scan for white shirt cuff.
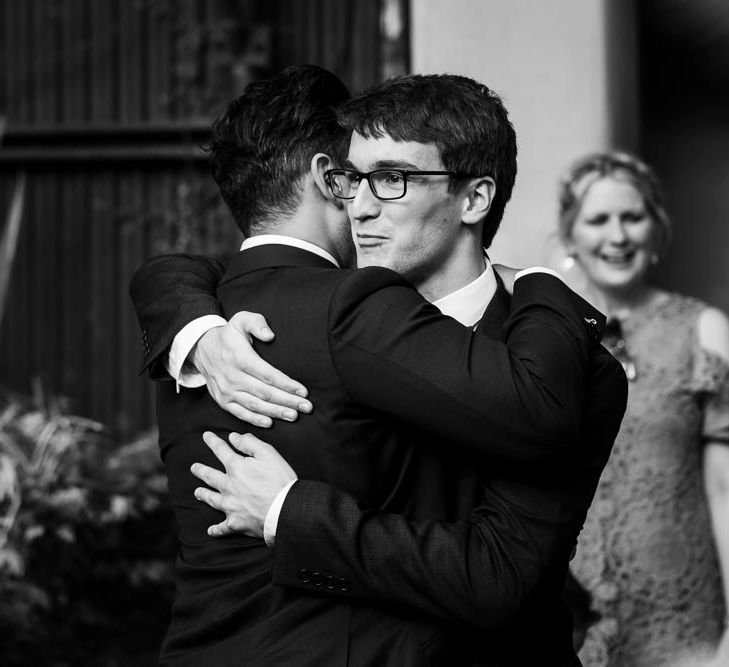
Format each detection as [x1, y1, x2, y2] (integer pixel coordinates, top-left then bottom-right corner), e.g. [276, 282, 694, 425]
[263, 479, 297, 548]
[165, 315, 227, 391]
[514, 266, 564, 282]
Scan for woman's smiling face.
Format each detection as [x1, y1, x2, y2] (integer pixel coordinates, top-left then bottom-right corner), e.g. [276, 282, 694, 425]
[568, 176, 657, 293]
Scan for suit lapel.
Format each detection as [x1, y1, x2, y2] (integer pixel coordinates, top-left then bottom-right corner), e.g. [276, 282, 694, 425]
[476, 275, 511, 340]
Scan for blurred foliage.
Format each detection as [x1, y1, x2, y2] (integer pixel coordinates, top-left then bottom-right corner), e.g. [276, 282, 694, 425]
[0, 386, 175, 666]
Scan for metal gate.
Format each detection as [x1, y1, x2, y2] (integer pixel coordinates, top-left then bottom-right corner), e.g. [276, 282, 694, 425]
[0, 0, 407, 437]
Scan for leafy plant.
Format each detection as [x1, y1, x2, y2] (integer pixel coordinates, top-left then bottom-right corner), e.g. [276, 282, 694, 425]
[0, 386, 176, 666]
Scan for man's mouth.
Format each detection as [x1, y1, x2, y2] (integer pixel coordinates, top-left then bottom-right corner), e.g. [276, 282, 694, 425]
[356, 234, 388, 248]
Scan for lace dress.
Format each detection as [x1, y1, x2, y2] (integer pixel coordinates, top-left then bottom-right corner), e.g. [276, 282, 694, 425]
[571, 293, 729, 666]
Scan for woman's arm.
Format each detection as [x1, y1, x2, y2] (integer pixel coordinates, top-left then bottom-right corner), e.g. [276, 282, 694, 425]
[698, 306, 729, 662]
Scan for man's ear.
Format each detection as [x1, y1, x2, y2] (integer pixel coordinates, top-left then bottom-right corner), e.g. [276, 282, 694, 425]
[311, 152, 339, 201]
[461, 176, 496, 226]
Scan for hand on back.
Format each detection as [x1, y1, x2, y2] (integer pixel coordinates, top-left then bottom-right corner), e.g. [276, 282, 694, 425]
[191, 431, 297, 539]
[191, 311, 313, 427]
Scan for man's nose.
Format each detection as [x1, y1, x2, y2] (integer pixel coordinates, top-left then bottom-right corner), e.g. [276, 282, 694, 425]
[350, 178, 381, 222]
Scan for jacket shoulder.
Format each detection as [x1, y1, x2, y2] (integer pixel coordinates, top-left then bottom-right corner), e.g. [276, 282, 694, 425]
[329, 265, 415, 307]
[335, 265, 411, 289]
[327, 266, 430, 341]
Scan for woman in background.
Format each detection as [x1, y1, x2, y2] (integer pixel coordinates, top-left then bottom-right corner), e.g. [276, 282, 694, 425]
[558, 151, 729, 666]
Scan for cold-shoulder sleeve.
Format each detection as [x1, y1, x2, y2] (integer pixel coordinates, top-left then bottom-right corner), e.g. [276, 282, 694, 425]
[692, 347, 729, 445]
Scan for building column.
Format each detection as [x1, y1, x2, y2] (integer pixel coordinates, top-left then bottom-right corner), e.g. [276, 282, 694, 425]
[410, 0, 639, 267]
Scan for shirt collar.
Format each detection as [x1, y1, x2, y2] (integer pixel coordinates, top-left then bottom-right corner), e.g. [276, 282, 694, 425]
[241, 235, 494, 326]
[240, 235, 340, 268]
[432, 258, 496, 327]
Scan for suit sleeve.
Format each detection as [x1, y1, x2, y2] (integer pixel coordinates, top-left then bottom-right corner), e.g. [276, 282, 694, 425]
[330, 268, 604, 464]
[273, 479, 539, 627]
[129, 253, 226, 379]
[271, 269, 623, 625]
[272, 353, 628, 627]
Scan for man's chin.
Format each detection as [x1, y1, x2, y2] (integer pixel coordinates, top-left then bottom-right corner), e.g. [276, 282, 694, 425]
[356, 247, 401, 272]
[355, 251, 383, 270]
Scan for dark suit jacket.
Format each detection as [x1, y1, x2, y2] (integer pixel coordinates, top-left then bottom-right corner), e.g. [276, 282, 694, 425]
[131, 246, 626, 666]
[272, 283, 626, 665]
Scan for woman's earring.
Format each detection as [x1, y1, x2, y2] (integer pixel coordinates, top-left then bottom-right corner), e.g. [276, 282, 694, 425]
[561, 253, 576, 272]
[650, 252, 660, 266]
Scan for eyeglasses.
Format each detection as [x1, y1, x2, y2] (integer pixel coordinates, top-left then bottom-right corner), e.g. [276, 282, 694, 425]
[324, 168, 475, 201]
[604, 317, 637, 381]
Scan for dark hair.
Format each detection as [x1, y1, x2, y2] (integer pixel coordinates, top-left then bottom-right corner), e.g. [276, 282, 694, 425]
[209, 65, 350, 234]
[337, 74, 517, 247]
[558, 151, 672, 260]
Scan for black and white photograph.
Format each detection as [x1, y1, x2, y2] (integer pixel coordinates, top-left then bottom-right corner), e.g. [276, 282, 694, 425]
[1, 1, 728, 665]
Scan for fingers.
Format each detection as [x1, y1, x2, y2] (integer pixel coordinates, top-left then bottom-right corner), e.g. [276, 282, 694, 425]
[200, 429, 273, 465]
[211, 377, 313, 426]
[227, 432, 272, 458]
[231, 387, 311, 419]
[201, 431, 239, 467]
[238, 353, 309, 399]
[207, 521, 234, 538]
[191, 458, 230, 491]
[193, 493, 238, 537]
[241, 382, 313, 414]
[197, 311, 313, 422]
[224, 403, 274, 428]
[193, 486, 224, 510]
[222, 314, 307, 398]
[229, 310, 275, 342]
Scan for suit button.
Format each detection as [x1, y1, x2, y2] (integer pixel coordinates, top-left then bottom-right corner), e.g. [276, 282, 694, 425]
[311, 571, 323, 587]
[338, 577, 351, 592]
[325, 575, 336, 590]
[298, 568, 311, 584]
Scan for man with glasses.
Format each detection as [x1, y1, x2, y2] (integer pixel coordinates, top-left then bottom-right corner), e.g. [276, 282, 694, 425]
[131, 67, 626, 666]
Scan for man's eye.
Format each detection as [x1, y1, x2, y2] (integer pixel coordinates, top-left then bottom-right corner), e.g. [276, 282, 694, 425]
[346, 173, 362, 184]
[382, 172, 404, 185]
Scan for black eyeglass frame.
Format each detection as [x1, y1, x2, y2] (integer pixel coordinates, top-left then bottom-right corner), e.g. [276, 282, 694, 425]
[324, 168, 478, 201]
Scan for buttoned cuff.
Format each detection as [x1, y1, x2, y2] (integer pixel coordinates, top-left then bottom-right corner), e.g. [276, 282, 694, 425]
[263, 479, 298, 548]
[166, 315, 227, 391]
[514, 266, 564, 282]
